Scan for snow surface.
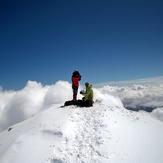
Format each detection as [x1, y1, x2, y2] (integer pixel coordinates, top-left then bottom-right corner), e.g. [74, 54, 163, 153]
[0, 78, 163, 163]
[0, 102, 163, 163]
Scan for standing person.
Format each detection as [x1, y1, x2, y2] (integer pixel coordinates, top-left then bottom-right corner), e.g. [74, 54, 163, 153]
[71, 70, 81, 101]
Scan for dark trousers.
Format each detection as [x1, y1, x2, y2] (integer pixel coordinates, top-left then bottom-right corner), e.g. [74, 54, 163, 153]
[77, 100, 93, 107]
[65, 100, 93, 107]
[72, 86, 78, 101]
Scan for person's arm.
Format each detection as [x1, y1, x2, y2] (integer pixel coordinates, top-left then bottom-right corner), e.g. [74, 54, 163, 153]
[80, 90, 86, 95]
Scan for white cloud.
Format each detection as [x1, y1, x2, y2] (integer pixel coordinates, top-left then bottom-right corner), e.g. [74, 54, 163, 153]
[152, 107, 163, 121]
[0, 80, 73, 132]
[97, 82, 163, 121]
[0, 80, 123, 132]
[93, 88, 123, 107]
[0, 79, 163, 132]
[98, 83, 163, 109]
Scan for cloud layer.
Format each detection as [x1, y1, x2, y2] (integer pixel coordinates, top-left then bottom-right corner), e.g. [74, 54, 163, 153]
[98, 83, 163, 108]
[0, 80, 123, 132]
[0, 81, 72, 132]
[0, 80, 162, 132]
[98, 82, 163, 121]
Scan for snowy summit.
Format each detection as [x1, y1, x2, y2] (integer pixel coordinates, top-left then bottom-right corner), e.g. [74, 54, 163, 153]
[0, 78, 163, 163]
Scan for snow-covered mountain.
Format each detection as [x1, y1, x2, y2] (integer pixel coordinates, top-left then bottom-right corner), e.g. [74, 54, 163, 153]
[0, 78, 163, 163]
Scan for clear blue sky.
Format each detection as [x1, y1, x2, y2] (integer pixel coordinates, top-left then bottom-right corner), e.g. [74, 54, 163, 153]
[0, 0, 163, 89]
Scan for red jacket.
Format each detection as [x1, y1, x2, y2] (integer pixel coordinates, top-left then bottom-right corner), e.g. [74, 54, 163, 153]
[72, 75, 81, 87]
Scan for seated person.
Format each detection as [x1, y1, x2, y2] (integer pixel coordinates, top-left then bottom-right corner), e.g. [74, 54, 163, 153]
[64, 82, 94, 107]
[80, 82, 94, 107]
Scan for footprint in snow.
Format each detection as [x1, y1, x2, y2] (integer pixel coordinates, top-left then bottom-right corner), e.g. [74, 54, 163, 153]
[42, 130, 63, 137]
[51, 159, 64, 163]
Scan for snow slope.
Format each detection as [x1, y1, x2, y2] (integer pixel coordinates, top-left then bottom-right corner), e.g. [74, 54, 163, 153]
[0, 102, 163, 163]
[0, 78, 163, 163]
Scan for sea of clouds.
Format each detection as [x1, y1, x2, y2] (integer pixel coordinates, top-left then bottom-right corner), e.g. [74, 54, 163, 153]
[98, 82, 163, 121]
[0, 80, 162, 132]
[98, 84, 163, 109]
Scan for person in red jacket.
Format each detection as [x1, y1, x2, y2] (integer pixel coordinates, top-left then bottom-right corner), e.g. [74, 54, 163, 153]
[72, 70, 81, 101]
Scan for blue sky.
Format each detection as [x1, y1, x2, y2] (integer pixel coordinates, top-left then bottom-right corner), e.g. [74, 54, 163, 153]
[0, 0, 163, 89]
